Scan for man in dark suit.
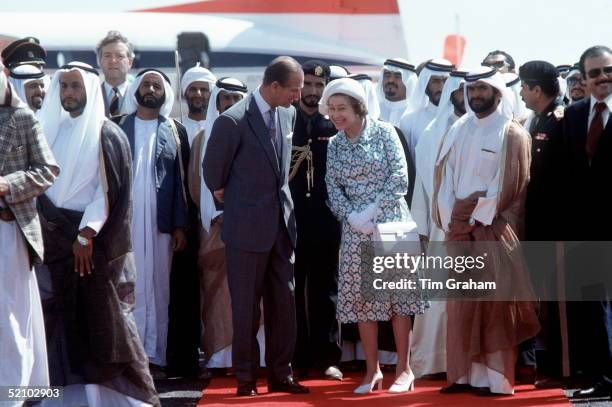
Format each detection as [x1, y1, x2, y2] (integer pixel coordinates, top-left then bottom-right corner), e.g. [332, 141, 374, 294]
[563, 45, 612, 400]
[204, 56, 309, 396]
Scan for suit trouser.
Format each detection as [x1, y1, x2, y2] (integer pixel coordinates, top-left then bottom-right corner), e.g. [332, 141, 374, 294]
[225, 225, 297, 384]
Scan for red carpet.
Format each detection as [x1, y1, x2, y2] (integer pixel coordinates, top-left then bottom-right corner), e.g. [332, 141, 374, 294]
[198, 374, 570, 406]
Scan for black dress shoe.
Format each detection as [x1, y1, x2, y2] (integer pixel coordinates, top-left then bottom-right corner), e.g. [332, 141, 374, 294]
[237, 382, 258, 397]
[572, 383, 612, 400]
[268, 376, 310, 394]
[440, 383, 473, 394]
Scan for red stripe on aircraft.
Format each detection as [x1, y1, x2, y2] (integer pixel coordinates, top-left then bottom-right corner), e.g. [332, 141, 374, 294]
[138, 0, 399, 14]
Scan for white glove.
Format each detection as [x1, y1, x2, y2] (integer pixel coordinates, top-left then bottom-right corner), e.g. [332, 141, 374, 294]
[359, 220, 376, 235]
[361, 203, 379, 222]
[348, 211, 368, 231]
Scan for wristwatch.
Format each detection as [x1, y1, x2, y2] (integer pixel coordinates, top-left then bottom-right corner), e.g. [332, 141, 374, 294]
[77, 235, 91, 246]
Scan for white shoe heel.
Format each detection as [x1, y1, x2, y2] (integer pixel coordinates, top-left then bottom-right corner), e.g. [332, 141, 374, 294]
[353, 372, 384, 394]
[388, 371, 415, 393]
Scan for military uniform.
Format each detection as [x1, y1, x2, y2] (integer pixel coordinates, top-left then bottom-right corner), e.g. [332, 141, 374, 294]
[525, 99, 565, 241]
[290, 67, 342, 372]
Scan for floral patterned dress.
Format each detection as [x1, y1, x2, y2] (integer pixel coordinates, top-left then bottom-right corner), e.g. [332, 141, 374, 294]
[326, 117, 427, 323]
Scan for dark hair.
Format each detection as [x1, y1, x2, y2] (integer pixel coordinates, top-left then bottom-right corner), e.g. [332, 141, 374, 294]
[263, 56, 302, 86]
[578, 45, 612, 76]
[522, 80, 559, 98]
[330, 93, 368, 118]
[96, 31, 135, 60]
[484, 50, 515, 70]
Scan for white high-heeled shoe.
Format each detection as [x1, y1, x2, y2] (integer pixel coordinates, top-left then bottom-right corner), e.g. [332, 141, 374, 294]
[353, 372, 384, 394]
[388, 370, 415, 393]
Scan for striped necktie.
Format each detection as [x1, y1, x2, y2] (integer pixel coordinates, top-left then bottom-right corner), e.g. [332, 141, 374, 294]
[109, 87, 120, 116]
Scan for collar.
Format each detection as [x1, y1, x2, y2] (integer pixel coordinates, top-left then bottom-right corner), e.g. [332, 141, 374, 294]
[336, 116, 372, 147]
[253, 87, 273, 116]
[590, 93, 612, 113]
[104, 80, 129, 97]
[537, 99, 560, 118]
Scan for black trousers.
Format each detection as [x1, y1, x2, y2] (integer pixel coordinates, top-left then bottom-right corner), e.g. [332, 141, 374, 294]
[293, 237, 341, 369]
[225, 225, 297, 384]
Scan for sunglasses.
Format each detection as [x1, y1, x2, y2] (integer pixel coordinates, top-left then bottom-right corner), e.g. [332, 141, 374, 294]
[586, 65, 612, 79]
[483, 61, 507, 69]
[566, 77, 584, 86]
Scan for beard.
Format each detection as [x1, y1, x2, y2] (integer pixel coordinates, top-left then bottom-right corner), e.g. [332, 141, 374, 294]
[61, 95, 87, 114]
[301, 94, 320, 108]
[384, 83, 398, 98]
[187, 99, 207, 115]
[468, 94, 497, 113]
[136, 90, 165, 109]
[30, 96, 44, 110]
[426, 88, 442, 106]
[451, 93, 466, 115]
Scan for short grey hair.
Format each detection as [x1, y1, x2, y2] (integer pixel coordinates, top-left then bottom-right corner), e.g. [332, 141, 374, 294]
[96, 31, 135, 60]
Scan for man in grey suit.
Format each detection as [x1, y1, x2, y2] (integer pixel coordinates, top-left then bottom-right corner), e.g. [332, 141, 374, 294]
[97, 30, 134, 117]
[204, 56, 308, 396]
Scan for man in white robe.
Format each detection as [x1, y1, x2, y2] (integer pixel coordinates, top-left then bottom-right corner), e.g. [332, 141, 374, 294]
[0, 65, 57, 407]
[377, 58, 418, 126]
[503, 72, 530, 123]
[7, 64, 49, 113]
[400, 59, 454, 161]
[434, 66, 539, 395]
[116, 69, 190, 375]
[180, 63, 216, 146]
[36, 62, 159, 406]
[410, 70, 467, 378]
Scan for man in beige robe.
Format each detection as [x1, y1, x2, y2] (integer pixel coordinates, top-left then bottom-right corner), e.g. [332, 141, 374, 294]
[433, 66, 540, 395]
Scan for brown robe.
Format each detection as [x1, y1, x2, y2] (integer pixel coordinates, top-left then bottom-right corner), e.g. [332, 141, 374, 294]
[433, 119, 541, 387]
[188, 130, 233, 356]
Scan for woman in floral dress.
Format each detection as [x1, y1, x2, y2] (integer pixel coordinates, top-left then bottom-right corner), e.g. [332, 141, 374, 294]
[322, 78, 427, 394]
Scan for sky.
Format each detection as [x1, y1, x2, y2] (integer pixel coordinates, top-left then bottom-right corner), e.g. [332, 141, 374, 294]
[1, 0, 610, 68]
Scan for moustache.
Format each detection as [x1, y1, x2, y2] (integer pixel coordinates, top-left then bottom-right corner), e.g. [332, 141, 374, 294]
[595, 79, 612, 86]
[385, 83, 398, 89]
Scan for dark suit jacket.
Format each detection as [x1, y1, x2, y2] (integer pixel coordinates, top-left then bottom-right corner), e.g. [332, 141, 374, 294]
[563, 97, 612, 241]
[203, 93, 297, 252]
[113, 113, 189, 234]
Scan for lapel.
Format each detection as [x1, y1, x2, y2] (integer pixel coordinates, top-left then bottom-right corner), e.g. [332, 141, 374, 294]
[123, 114, 136, 159]
[101, 83, 110, 116]
[246, 94, 280, 176]
[156, 115, 170, 163]
[0, 111, 14, 169]
[575, 98, 591, 147]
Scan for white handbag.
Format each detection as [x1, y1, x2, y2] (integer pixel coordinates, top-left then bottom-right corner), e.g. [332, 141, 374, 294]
[373, 220, 421, 256]
[373, 220, 420, 243]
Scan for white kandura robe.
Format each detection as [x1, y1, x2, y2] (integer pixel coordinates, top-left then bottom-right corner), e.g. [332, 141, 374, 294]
[399, 101, 438, 163]
[379, 98, 410, 127]
[409, 113, 460, 377]
[132, 117, 173, 367]
[182, 116, 206, 147]
[436, 109, 513, 394]
[0, 203, 49, 407]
